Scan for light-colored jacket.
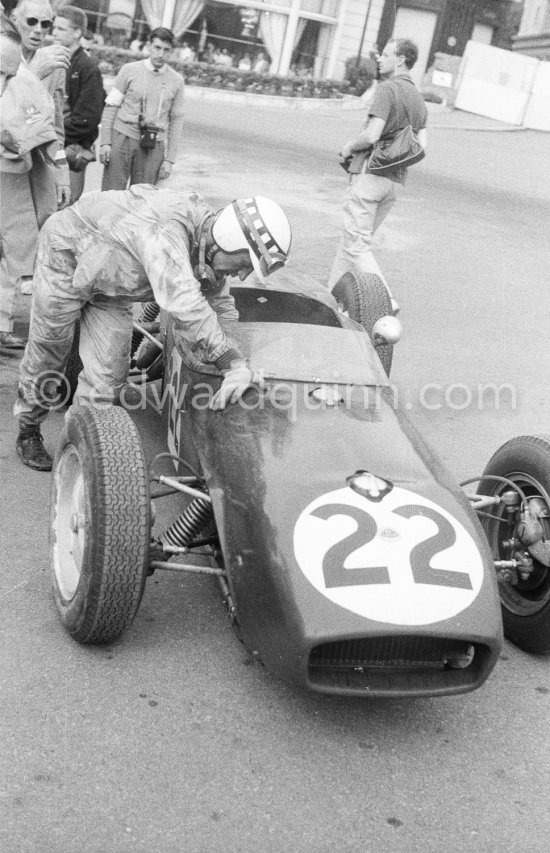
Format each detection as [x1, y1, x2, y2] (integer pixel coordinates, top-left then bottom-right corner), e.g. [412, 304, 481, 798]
[0, 65, 58, 173]
[51, 186, 239, 367]
[26, 53, 66, 148]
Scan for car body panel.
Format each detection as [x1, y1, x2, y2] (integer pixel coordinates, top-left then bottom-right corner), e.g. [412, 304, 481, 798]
[161, 285, 502, 697]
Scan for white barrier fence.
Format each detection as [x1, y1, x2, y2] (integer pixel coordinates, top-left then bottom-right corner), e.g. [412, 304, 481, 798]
[454, 40, 550, 131]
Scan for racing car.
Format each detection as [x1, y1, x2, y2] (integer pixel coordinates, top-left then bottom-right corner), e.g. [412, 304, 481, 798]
[49, 271, 550, 698]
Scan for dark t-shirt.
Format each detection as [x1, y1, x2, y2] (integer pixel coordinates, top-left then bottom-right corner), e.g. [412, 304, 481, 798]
[351, 73, 428, 183]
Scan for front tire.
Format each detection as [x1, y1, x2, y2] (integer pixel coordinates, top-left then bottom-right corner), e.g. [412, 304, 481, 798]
[50, 405, 151, 643]
[478, 435, 550, 653]
[332, 269, 393, 375]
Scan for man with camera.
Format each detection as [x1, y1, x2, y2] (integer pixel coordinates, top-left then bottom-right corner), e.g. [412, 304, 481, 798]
[52, 5, 104, 203]
[99, 27, 185, 189]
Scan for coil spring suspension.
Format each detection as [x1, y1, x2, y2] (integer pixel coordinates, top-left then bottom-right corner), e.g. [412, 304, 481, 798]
[161, 497, 213, 549]
[131, 301, 160, 356]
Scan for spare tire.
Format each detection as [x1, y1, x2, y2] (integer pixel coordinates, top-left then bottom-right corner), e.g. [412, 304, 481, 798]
[332, 269, 393, 376]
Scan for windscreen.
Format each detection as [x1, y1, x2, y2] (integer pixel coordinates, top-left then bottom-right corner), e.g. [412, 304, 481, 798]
[233, 322, 389, 386]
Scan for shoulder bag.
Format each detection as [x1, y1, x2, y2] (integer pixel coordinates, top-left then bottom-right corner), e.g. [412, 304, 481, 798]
[367, 82, 425, 176]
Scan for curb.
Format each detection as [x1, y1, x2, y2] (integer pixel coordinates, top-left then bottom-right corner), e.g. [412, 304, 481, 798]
[429, 122, 525, 132]
[103, 74, 364, 111]
[184, 84, 365, 111]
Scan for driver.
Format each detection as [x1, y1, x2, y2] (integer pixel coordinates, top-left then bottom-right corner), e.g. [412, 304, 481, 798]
[14, 186, 292, 470]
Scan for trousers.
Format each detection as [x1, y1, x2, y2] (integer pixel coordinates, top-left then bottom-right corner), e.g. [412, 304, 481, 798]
[15, 217, 133, 428]
[101, 130, 165, 190]
[69, 165, 87, 204]
[328, 172, 399, 290]
[0, 161, 57, 332]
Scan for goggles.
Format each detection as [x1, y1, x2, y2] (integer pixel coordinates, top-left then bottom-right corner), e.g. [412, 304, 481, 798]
[256, 250, 286, 278]
[25, 17, 53, 29]
[233, 199, 287, 279]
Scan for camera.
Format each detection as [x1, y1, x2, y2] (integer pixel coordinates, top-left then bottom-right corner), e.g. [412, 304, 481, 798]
[138, 114, 160, 150]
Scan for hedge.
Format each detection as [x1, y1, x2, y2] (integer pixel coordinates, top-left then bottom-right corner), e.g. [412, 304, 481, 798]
[93, 45, 354, 99]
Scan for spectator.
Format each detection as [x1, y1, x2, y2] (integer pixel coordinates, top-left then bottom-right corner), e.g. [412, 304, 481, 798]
[203, 41, 215, 63]
[92, 31, 103, 46]
[237, 52, 251, 71]
[0, 0, 70, 347]
[129, 36, 143, 55]
[177, 40, 194, 65]
[11, 0, 68, 149]
[0, 19, 23, 348]
[14, 189, 292, 469]
[79, 28, 94, 55]
[52, 6, 103, 203]
[253, 50, 269, 74]
[99, 26, 185, 190]
[328, 38, 427, 312]
[296, 63, 312, 79]
[218, 48, 233, 68]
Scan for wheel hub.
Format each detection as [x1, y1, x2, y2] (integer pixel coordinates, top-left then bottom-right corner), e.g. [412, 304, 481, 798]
[52, 445, 87, 601]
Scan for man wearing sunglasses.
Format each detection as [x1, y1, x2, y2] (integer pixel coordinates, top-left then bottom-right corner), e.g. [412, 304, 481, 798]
[12, 0, 70, 102]
[11, 1, 69, 170]
[0, 1, 70, 350]
[14, 188, 292, 470]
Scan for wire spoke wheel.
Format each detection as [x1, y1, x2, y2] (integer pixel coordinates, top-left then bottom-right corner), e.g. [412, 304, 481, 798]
[478, 435, 550, 653]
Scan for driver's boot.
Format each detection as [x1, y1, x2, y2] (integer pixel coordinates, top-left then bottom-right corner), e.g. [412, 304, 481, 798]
[16, 425, 53, 471]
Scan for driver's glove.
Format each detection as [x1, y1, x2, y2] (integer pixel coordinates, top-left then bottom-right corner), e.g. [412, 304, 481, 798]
[210, 360, 264, 410]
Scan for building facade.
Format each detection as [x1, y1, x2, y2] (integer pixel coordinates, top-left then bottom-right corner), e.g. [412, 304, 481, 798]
[153, 0, 389, 81]
[72, 0, 513, 82]
[513, 0, 550, 58]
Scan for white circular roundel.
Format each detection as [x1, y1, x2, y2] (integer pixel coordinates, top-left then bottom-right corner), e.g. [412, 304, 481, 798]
[293, 486, 484, 626]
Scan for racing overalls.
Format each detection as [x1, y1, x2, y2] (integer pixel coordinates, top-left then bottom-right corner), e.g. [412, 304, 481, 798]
[15, 186, 240, 426]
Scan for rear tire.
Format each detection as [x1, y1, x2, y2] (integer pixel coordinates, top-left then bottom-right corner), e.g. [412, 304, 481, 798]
[50, 405, 151, 643]
[478, 435, 550, 653]
[332, 269, 393, 375]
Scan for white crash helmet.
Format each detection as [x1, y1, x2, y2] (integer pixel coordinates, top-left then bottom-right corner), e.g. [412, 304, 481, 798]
[211, 197, 292, 282]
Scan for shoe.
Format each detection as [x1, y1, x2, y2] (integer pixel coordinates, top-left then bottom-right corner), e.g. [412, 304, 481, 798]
[20, 276, 34, 295]
[16, 427, 53, 471]
[0, 331, 26, 349]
